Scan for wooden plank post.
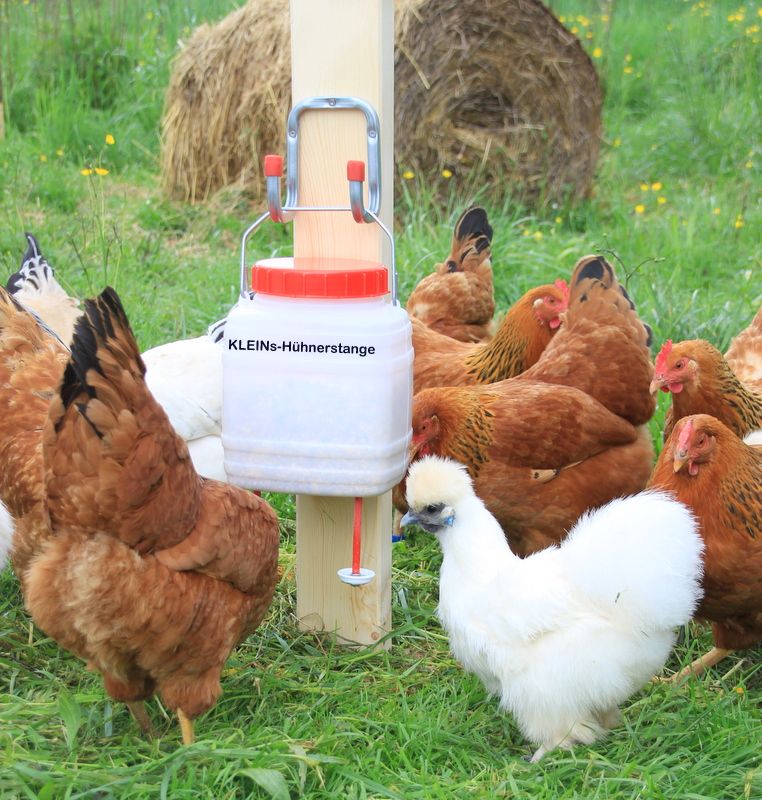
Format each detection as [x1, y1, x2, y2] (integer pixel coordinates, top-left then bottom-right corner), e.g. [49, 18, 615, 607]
[290, 0, 395, 646]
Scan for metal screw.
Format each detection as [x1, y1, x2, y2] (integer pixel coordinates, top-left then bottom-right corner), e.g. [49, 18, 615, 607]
[368, 131, 377, 138]
[328, 98, 336, 106]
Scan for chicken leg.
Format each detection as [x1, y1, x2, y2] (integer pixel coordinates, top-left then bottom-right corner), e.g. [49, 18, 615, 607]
[126, 701, 153, 738]
[672, 646, 733, 682]
[178, 708, 195, 745]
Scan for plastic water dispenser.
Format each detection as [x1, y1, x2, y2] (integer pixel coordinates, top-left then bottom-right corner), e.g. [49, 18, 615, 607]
[221, 97, 413, 585]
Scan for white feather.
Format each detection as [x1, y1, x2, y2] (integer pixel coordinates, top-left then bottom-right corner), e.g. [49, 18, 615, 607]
[405, 456, 705, 761]
[142, 334, 224, 479]
[0, 500, 15, 570]
[743, 429, 762, 447]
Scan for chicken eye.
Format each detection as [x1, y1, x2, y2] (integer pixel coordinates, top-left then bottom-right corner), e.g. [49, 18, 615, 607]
[675, 359, 685, 369]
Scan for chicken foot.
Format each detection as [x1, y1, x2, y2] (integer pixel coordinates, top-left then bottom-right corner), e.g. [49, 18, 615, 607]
[671, 646, 733, 682]
[126, 701, 154, 738]
[178, 708, 195, 745]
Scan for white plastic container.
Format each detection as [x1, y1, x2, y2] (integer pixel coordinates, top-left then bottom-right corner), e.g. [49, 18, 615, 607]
[222, 257, 413, 496]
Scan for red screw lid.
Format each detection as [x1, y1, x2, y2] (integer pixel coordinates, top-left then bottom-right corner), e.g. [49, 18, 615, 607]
[251, 257, 388, 298]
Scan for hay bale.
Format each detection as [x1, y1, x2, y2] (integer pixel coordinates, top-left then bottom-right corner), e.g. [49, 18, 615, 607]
[161, 0, 601, 206]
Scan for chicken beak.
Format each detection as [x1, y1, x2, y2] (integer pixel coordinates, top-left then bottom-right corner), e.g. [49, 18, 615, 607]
[399, 510, 419, 528]
[649, 375, 665, 395]
[673, 450, 689, 473]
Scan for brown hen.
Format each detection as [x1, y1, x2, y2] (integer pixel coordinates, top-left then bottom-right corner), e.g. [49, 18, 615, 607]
[24, 288, 279, 745]
[0, 288, 69, 581]
[651, 307, 762, 440]
[412, 278, 569, 394]
[649, 413, 762, 679]
[396, 255, 656, 555]
[406, 206, 495, 343]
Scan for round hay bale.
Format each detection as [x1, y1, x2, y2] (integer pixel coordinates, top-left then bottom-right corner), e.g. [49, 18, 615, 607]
[160, 0, 601, 206]
[160, 0, 290, 204]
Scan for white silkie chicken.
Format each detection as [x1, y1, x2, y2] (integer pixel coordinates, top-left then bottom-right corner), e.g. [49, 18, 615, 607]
[400, 456, 705, 762]
[7, 233, 229, 481]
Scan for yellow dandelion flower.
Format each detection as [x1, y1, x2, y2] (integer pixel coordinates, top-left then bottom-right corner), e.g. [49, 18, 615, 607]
[747, 24, 761, 34]
[559, 15, 566, 23]
[105, 133, 115, 145]
[592, 47, 603, 58]
[712, 207, 721, 215]
[640, 182, 650, 191]
[533, 231, 543, 241]
[625, 53, 633, 62]
[745, 160, 753, 168]
[80, 168, 93, 176]
[759, 8, 762, 17]
[624, 66, 634, 74]
[734, 216, 744, 229]
[635, 204, 646, 214]
[555, 216, 563, 224]
[94, 167, 109, 176]
[56, 148, 64, 157]
[39, 154, 47, 162]
[441, 168, 453, 179]
[657, 196, 667, 205]
[402, 169, 414, 180]
[571, 26, 579, 34]
[586, 31, 594, 40]
[601, 15, 609, 23]
[522, 229, 530, 237]
[651, 181, 663, 191]
[613, 137, 622, 147]
[734, 686, 745, 694]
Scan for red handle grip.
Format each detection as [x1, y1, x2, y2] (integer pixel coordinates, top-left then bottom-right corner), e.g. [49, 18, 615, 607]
[264, 154, 283, 177]
[347, 160, 365, 182]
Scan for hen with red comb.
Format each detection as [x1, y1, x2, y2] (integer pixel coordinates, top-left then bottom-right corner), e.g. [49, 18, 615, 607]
[650, 412, 762, 679]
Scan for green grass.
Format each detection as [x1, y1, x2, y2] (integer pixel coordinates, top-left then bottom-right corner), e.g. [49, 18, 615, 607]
[1, 0, 761, 797]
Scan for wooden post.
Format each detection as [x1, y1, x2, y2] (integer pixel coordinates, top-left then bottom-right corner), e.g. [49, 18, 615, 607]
[290, 0, 394, 646]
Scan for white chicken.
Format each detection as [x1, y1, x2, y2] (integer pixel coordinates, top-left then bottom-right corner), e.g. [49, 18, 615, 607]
[7, 234, 230, 481]
[400, 456, 705, 762]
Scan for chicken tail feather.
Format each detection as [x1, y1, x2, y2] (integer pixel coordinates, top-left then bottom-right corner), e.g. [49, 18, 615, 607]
[61, 287, 146, 414]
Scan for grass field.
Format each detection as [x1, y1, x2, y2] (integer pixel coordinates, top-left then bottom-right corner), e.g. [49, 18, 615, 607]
[0, 0, 761, 797]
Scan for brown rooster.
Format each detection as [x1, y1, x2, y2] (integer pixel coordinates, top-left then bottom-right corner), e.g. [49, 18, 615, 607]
[406, 206, 495, 343]
[649, 413, 762, 679]
[411, 278, 569, 393]
[24, 288, 279, 745]
[396, 255, 656, 556]
[0, 289, 69, 580]
[650, 306, 762, 440]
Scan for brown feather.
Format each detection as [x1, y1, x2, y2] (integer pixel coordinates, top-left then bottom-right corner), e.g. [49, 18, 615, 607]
[649, 414, 762, 651]
[406, 206, 495, 343]
[655, 338, 762, 440]
[24, 287, 280, 724]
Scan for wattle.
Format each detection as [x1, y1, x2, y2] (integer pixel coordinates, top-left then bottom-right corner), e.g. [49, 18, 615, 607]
[668, 382, 684, 393]
[549, 317, 561, 330]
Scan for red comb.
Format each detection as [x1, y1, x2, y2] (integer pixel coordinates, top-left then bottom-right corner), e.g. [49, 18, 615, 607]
[554, 279, 570, 306]
[654, 339, 673, 374]
[677, 416, 694, 452]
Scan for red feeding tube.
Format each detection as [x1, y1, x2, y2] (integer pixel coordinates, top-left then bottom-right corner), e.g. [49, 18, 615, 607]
[352, 497, 363, 575]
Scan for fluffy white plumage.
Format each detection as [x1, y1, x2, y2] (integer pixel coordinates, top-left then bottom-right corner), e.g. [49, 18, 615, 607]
[402, 456, 705, 762]
[142, 331, 225, 481]
[743, 429, 762, 447]
[0, 499, 15, 570]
